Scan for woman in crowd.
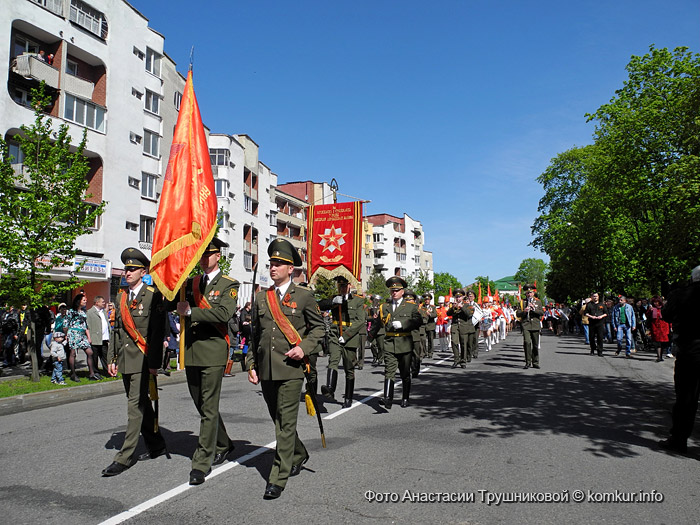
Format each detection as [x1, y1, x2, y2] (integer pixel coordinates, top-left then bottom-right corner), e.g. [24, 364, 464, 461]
[647, 295, 672, 362]
[64, 293, 96, 381]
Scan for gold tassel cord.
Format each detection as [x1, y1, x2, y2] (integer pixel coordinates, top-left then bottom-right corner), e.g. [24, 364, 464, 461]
[305, 393, 316, 416]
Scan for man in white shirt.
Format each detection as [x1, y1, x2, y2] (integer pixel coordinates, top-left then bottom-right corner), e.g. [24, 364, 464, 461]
[87, 295, 111, 377]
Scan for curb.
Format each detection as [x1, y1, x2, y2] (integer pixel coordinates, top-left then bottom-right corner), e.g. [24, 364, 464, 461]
[0, 370, 190, 416]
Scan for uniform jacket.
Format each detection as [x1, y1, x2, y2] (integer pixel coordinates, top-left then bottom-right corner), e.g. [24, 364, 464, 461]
[380, 299, 422, 355]
[86, 306, 110, 343]
[516, 298, 544, 331]
[178, 273, 240, 367]
[422, 304, 437, 331]
[248, 283, 325, 381]
[448, 302, 477, 334]
[108, 285, 166, 374]
[317, 293, 365, 349]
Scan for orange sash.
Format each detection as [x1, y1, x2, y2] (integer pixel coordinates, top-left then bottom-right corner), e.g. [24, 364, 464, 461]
[193, 275, 230, 346]
[119, 290, 147, 355]
[266, 288, 302, 346]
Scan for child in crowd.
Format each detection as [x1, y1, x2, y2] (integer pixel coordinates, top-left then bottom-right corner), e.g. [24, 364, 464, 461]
[50, 332, 66, 385]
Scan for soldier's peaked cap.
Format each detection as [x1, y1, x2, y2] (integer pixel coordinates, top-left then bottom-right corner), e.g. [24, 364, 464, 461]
[268, 238, 302, 266]
[422, 292, 433, 299]
[334, 276, 349, 284]
[454, 288, 466, 297]
[404, 289, 418, 300]
[385, 276, 407, 290]
[121, 247, 149, 269]
[203, 237, 228, 254]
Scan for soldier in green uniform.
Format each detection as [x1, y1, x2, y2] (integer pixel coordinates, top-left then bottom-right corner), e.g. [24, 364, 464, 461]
[368, 295, 386, 366]
[355, 291, 368, 370]
[102, 248, 168, 477]
[421, 293, 437, 359]
[515, 285, 544, 369]
[247, 239, 325, 500]
[464, 290, 479, 359]
[175, 238, 239, 485]
[447, 289, 477, 368]
[378, 277, 422, 408]
[405, 290, 426, 378]
[318, 276, 366, 407]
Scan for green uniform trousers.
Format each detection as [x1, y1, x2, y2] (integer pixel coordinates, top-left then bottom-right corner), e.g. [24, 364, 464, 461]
[186, 365, 231, 472]
[371, 334, 385, 363]
[261, 378, 308, 488]
[114, 370, 165, 466]
[327, 338, 357, 380]
[425, 330, 435, 357]
[384, 351, 412, 381]
[523, 330, 540, 365]
[451, 327, 470, 363]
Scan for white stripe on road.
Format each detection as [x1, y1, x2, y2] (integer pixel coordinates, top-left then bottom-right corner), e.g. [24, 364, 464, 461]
[99, 355, 452, 524]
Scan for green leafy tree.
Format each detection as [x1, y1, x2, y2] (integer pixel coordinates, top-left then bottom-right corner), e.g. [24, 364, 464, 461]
[532, 46, 700, 298]
[412, 269, 433, 297]
[473, 276, 497, 299]
[514, 259, 549, 288]
[311, 275, 337, 301]
[0, 82, 105, 380]
[365, 270, 388, 301]
[433, 272, 461, 299]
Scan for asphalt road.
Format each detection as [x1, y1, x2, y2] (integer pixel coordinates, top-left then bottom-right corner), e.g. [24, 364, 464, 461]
[0, 331, 697, 525]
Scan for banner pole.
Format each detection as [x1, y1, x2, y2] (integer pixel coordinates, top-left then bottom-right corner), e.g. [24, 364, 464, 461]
[178, 286, 185, 370]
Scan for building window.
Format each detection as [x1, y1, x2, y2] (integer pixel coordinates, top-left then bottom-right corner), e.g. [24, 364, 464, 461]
[8, 142, 25, 165]
[66, 59, 79, 77]
[129, 132, 141, 144]
[373, 233, 382, 243]
[125, 221, 138, 231]
[69, 0, 108, 39]
[269, 211, 277, 227]
[215, 179, 228, 198]
[209, 149, 229, 166]
[366, 234, 371, 243]
[145, 47, 161, 77]
[13, 36, 39, 58]
[132, 46, 144, 60]
[141, 172, 157, 199]
[139, 216, 155, 243]
[244, 251, 253, 271]
[244, 195, 252, 213]
[174, 91, 182, 110]
[145, 89, 160, 115]
[64, 94, 105, 132]
[127, 176, 139, 189]
[143, 129, 159, 157]
[30, 0, 64, 16]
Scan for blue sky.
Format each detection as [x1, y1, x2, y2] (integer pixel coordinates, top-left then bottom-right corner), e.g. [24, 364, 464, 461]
[132, 0, 698, 285]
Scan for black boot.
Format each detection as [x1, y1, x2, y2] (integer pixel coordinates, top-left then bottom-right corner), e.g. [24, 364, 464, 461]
[342, 378, 354, 408]
[321, 369, 338, 400]
[378, 378, 394, 409]
[401, 377, 411, 408]
[411, 359, 420, 378]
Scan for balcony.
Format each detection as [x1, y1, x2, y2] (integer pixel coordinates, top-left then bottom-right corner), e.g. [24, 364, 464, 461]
[11, 55, 59, 90]
[373, 241, 385, 253]
[63, 73, 94, 100]
[30, 0, 64, 16]
[373, 258, 386, 270]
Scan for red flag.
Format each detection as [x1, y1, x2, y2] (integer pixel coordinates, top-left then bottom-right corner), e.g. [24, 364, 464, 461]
[478, 283, 482, 304]
[495, 289, 500, 304]
[446, 287, 452, 304]
[307, 202, 363, 288]
[150, 71, 218, 301]
[487, 283, 491, 298]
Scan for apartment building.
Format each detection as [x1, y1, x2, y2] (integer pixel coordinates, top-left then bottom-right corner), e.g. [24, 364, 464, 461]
[272, 186, 308, 283]
[366, 213, 434, 286]
[2, 0, 185, 300]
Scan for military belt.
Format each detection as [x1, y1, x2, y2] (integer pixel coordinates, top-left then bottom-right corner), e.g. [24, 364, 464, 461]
[332, 321, 352, 326]
[385, 332, 410, 337]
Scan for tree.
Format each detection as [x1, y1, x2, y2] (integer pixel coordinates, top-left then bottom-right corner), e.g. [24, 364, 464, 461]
[365, 270, 388, 301]
[532, 46, 700, 298]
[412, 269, 433, 297]
[433, 272, 461, 299]
[311, 275, 337, 301]
[0, 82, 105, 380]
[514, 259, 549, 288]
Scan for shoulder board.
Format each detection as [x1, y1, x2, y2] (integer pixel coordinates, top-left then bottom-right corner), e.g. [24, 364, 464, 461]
[222, 275, 238, 283]
[147, 286, 155, 292]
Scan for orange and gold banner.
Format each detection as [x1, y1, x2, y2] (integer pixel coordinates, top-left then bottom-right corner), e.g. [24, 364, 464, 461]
[306, 202, 363, 288]
[150, 71, 218, 301]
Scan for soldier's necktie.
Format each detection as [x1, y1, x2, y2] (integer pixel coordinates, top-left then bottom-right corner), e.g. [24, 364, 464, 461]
[200, 275, 208, 294]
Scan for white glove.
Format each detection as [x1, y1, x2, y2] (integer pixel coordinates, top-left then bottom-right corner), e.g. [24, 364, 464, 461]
[332, 295, 343, 305]
[338, 336, 345, 344]
[392, 320, 402, 329]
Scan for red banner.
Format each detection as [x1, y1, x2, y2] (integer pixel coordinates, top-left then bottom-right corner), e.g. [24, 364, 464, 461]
[150, 71, 218, 301]
[306, 202, 362, 287]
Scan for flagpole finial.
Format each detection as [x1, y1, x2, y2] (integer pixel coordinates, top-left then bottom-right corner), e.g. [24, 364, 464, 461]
[189, 46, 194, 72]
